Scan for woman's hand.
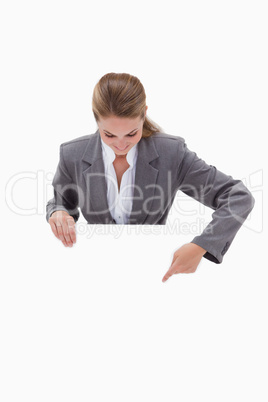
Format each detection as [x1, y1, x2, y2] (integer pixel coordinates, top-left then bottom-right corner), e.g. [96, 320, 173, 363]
[48, 210, 76, 247]
[162, 243, 206, 282]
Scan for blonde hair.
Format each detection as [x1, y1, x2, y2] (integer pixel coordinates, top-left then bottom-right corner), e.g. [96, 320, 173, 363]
[92, 72, 164, 138]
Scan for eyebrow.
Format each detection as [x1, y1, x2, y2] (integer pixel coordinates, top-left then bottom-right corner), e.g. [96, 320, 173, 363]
[103, 128, 138, 136]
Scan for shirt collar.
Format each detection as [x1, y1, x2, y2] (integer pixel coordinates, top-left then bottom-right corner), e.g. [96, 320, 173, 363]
[100, 137, 138, 167]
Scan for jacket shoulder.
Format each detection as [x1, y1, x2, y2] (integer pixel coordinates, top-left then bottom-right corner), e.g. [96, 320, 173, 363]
[151, 131, 185, 143]
[59, 133, 96, 160]
[150, 131, 187, 153]
[61, 134, 93, 148]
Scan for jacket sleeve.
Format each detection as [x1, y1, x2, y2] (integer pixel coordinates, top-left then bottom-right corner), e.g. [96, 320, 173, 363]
[46, 144, 80, 223]
[176, 138, 255, 263]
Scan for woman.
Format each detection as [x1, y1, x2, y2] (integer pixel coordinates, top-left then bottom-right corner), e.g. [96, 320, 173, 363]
[46, 72, 255, 281]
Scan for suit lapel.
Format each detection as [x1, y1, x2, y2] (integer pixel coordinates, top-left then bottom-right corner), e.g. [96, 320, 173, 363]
[82, 130, 114, 223]
[128, 136, 159, 224]
[82, 129, 160, 224]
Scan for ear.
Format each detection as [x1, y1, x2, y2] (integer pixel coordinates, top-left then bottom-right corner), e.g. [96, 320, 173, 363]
[144, 105, 148, 119]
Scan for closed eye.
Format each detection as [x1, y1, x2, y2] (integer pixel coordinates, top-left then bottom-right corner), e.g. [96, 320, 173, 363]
[104, 131, 138, 138]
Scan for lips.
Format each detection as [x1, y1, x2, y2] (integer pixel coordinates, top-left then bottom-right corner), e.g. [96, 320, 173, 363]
[115, 145, 129, 151]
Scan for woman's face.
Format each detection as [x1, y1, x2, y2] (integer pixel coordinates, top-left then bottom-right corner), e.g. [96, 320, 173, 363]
[97, 109, 147, 157]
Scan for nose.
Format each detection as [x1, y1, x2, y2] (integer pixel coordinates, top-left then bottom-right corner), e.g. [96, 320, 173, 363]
[116, 140, 128, 149]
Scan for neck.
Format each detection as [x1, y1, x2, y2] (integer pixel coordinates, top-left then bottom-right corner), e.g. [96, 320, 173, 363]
[115, 154, 127, 160]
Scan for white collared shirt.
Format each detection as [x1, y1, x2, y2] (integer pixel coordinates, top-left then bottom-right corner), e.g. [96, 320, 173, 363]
[100, 138, 138, 224]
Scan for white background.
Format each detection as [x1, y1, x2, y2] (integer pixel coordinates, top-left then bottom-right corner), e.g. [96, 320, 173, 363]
[1, 1, 267, 401]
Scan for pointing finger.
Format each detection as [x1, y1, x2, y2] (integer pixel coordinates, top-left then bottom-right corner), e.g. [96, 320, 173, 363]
[162, 268, 173, 282]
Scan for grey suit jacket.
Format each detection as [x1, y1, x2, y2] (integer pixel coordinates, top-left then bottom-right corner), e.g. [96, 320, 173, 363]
[46, 129, 255, 264]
